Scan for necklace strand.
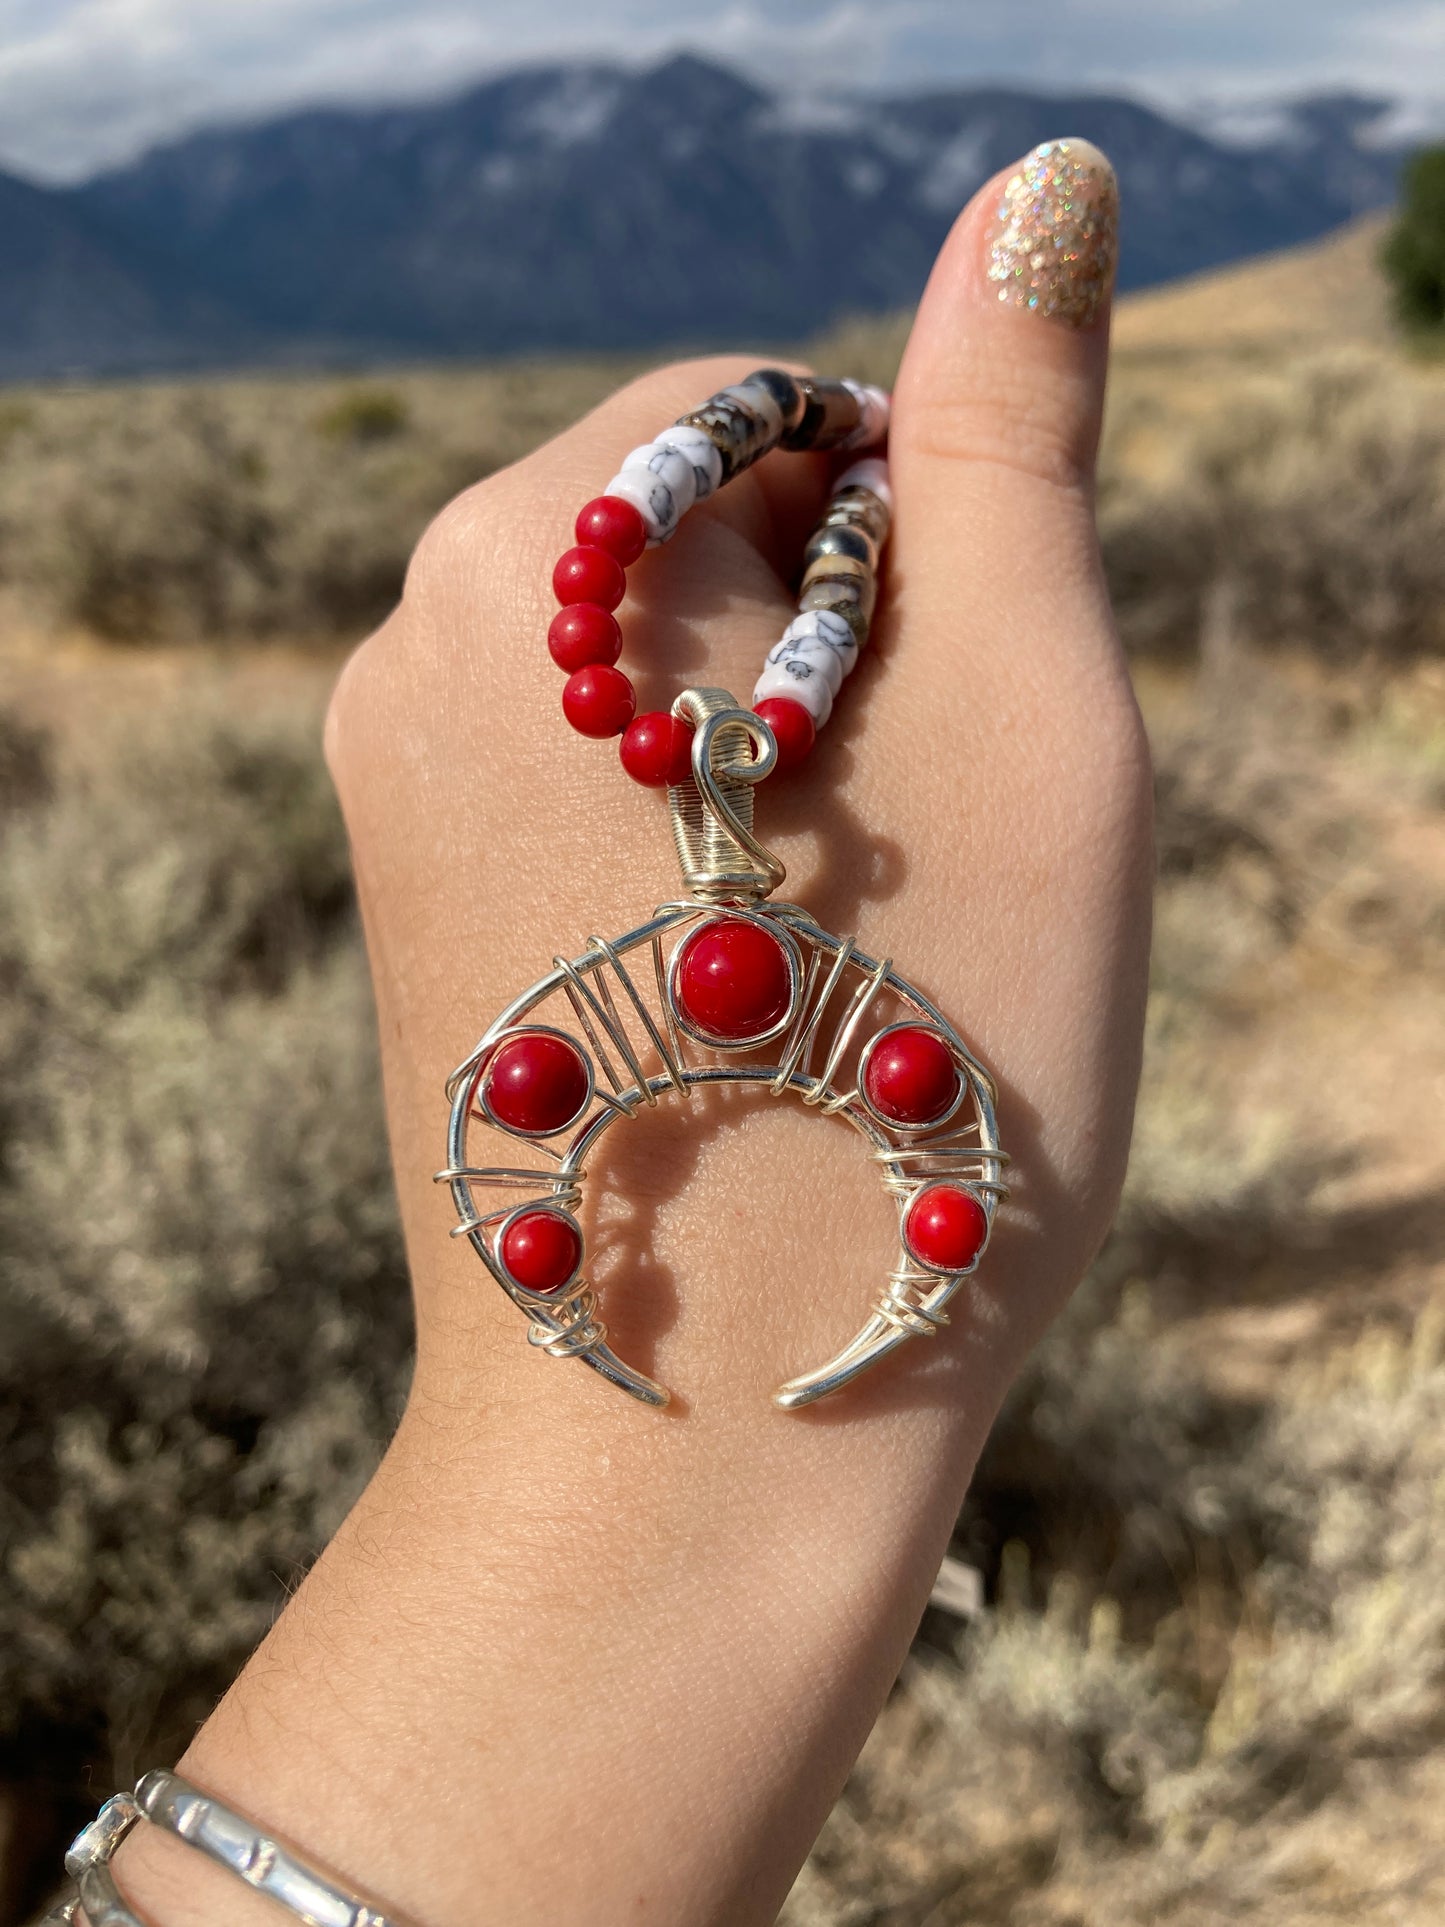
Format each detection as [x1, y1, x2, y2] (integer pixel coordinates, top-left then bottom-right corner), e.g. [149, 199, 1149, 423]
[546, 367, 891, 785]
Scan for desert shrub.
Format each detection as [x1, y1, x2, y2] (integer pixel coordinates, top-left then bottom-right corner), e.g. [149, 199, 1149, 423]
[1382, 145, 1445, 333]
[0, 383, 497, 643]
[0, 710, 50, 814]
[784, 1315, 1445, 1927]
[1102, 353, 1445, 660]
[315, 386, 410, 444]
[0, 696, 409, 1868]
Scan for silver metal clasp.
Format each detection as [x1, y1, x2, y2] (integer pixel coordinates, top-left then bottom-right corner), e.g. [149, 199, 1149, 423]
[667, 687, 785, 902]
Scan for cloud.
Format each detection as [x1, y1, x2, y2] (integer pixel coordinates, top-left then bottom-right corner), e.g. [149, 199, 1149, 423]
[0, 0, 1440, 182]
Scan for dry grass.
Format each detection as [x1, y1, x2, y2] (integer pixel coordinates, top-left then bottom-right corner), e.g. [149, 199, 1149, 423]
[3, 233, 1445, 1922]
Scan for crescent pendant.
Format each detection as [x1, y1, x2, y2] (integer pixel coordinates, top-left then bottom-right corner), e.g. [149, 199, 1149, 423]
[438, 688, 1009, 1412]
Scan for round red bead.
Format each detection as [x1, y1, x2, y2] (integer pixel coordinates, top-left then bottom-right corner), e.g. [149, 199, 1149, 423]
[553, 544, 626, 611]
[754, 697, 815, 775]
[575, 495, 647, 567]
[863, 1026, 961, 1126]
[483, 1031, 590, 1135]
[500, 1209, 582, 1295]
[904, 1185, 988, 1273]
[563, 663, 636, 738]
[548, 603, 622, 673]
[620, 711, 695, 787]
[673, 916, 794, 1043]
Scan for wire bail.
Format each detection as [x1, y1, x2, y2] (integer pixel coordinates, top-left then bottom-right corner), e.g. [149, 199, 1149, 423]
[668, 688, 786, 902]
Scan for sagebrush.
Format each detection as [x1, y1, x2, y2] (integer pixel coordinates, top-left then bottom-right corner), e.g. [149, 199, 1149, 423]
[1, 332, 1443, 1923]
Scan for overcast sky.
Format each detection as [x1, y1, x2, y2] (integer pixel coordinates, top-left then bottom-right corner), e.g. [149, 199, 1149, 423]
[1, 0, 1442, 183]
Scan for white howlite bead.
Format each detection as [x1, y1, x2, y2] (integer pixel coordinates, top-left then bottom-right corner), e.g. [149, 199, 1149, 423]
[835, 457, 893, 518]
[754, 659, 834, 726]
[841, 381, 891, 449]
[657, 425, 723, 500]
[776, 608, 857, 664]
[602, 467, 681, 544]
[767, 636, 848, 696]
[621, 441, 698, 520]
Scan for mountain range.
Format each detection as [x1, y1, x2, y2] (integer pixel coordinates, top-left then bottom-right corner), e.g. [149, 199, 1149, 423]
[0, 54, 1419, 382]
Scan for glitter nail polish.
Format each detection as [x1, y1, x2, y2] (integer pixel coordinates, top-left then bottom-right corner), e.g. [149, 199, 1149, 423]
[986, 139, 1119, 328]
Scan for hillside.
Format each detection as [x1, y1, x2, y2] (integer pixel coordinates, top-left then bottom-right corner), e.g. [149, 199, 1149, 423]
[2, 221, 1445, 1923]
[0, 57, 1414, 381]
[1113, 213, 1396, 358]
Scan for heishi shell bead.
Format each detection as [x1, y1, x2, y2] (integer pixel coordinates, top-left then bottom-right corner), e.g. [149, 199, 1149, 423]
[753, 696, 815, 773]
[674, 916, 794, 1043]
[563, 663, 636, 737]
[835, 457, 894, 517]
[746, 367, 807, 432]
[553, 544, 626, 610]
[484, 1032, 590, 1135]
[824, 492, 890, 546]
[719, 379, 785, 440]
[620, 710, 695, 787]
[841, 381, 891, 448]
[784, 376, 862, 450]
[801, 552, 872, 588]
[904, 1184, 989, 1273]
[798, 578, 873, 645]
[500, 1210, 582, 1295]
[675, 396, 768, 480]
[754, 659, 833, 726]
[864, 1027, 962, 1125]
[574, 494, 647, 566]
[548, 602, 623, 672]
[804, 523, 877, 571]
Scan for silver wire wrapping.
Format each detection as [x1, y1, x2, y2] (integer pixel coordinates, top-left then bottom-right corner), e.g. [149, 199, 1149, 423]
[667, 689, 781, 901]
[440, 717, 1009, 1411]
[442, 373, 1005, 1413]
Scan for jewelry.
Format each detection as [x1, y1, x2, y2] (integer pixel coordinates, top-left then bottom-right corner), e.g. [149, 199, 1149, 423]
[438, 369, 1009, 1409]
[47, 1772, 400, 1926]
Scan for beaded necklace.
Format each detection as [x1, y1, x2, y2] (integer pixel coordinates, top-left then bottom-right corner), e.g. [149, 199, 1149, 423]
[437, 370, 1008, 1410]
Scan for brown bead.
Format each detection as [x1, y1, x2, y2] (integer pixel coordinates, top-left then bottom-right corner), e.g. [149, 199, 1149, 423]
[804, 523, 877, 571]
[745, 367, 807, 433]
[801, 553, 871, 590]
[825, 487, 891, 545]
[799, 577, 874, 645]
[674, 400, 764, 483]
[782, 377, 863, 451]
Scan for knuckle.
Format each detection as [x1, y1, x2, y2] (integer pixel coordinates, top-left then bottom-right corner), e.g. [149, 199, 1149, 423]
[403, 478, 500, 607]
[322, 615, 405, 790]
[321, 638, 372, 786]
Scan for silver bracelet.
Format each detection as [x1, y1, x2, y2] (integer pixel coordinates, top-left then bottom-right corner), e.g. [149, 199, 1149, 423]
[46, 1773, 403, 1927]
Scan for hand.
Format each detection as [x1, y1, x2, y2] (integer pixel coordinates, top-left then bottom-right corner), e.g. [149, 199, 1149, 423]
[116, 140, 1151, 1927]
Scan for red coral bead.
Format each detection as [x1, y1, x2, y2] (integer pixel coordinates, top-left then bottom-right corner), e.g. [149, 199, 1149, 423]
[548, 603, 622, 673]
[863, 1026, 961, 1126]
[483, 1031, 590, 1135]
[563, 664, 636, 738]
[553, 544, 626, 610]
[575, 494, 647, 567]
[500, 1209, 582, 1295]
[620, 711, 695, 786]
[674, 916, 794, 1043]
[754, 697, 815, 774]
[904, 1185, 988, 1273]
